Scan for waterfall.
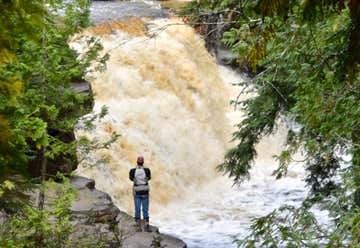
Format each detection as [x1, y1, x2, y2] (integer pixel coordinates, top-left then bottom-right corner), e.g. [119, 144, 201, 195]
[72, 17, 233, 210]
[71, 15, 306, 248]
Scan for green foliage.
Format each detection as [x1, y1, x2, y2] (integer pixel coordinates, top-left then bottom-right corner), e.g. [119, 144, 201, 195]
[181, 0, 241, 29]
[186, 0, 360, 246]
[0, 1, 119, 247]
[0, 0, 45, 175]
[182, 0, 240, 12]
[0, 176, 75, 248]
[237, 168, 360, 247]
[0, 175, 109, 248]
[0, 176, 32, 213]
[0, 0, 107, 177]
[236, 204, 322, 247]
[76, 108, 121, 168]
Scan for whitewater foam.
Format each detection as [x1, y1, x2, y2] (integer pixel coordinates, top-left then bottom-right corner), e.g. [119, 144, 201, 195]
[72, 15, 306, 247]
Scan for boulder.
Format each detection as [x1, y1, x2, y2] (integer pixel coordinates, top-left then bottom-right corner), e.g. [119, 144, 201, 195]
[122, 232, 187, 248]
[71, 81, 92, 95]
[71, 176, 120, 224]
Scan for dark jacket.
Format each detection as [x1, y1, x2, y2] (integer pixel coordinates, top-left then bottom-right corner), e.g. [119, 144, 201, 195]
[129, 167, 151, 195]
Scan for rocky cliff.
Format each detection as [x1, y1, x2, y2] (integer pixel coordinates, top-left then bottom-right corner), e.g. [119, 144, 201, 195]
[70, 176, 187, 248]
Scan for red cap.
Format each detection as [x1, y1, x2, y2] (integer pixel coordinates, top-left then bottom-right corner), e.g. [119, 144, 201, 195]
[137, 156, 144, 165]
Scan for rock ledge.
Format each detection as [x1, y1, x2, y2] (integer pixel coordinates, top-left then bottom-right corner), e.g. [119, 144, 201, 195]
[70, 176, 187, 248]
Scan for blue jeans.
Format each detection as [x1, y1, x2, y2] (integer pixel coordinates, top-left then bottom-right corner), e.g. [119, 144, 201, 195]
[134, 194, 149, 221]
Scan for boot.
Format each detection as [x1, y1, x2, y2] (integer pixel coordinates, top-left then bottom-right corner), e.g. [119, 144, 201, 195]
[144, 219, 151, 232]
[134, 218, 142, 232]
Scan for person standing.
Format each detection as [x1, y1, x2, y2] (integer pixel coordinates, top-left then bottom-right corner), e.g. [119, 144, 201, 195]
[129, 156, 151, 232]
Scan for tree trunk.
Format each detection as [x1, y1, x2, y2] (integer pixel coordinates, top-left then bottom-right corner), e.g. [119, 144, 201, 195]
[36, 2, 48, 245]
[348, 0, 360, 78]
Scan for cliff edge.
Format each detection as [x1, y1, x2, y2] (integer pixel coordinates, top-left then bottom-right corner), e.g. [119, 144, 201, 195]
[70, 176, 187, 248]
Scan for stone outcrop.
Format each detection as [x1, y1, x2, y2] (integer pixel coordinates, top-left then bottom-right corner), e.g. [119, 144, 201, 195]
[70, 176, 187, 248]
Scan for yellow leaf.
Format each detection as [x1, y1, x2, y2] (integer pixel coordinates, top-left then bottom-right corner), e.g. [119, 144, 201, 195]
[0, 116, 12, 144]
[36, 142, 42, 150]
[0, 49, 15, 63]
[3, 180, 15, 190]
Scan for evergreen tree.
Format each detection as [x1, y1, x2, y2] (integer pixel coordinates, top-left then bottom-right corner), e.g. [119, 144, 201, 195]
[0, 0, 111, 246]
[185, 0, 360, 246]
[0, 0, 105, 184]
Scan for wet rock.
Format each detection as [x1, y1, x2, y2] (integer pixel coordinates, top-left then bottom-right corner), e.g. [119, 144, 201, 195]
[71, 81, 92, 95]
[71, 176, 96, 190]
[122, 232, 187, 248]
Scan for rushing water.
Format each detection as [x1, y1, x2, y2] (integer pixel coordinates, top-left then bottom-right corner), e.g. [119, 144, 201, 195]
[73, 1, 307, 247]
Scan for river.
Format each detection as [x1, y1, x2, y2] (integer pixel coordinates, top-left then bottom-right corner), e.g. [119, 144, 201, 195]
[73, 1, 307, 247]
